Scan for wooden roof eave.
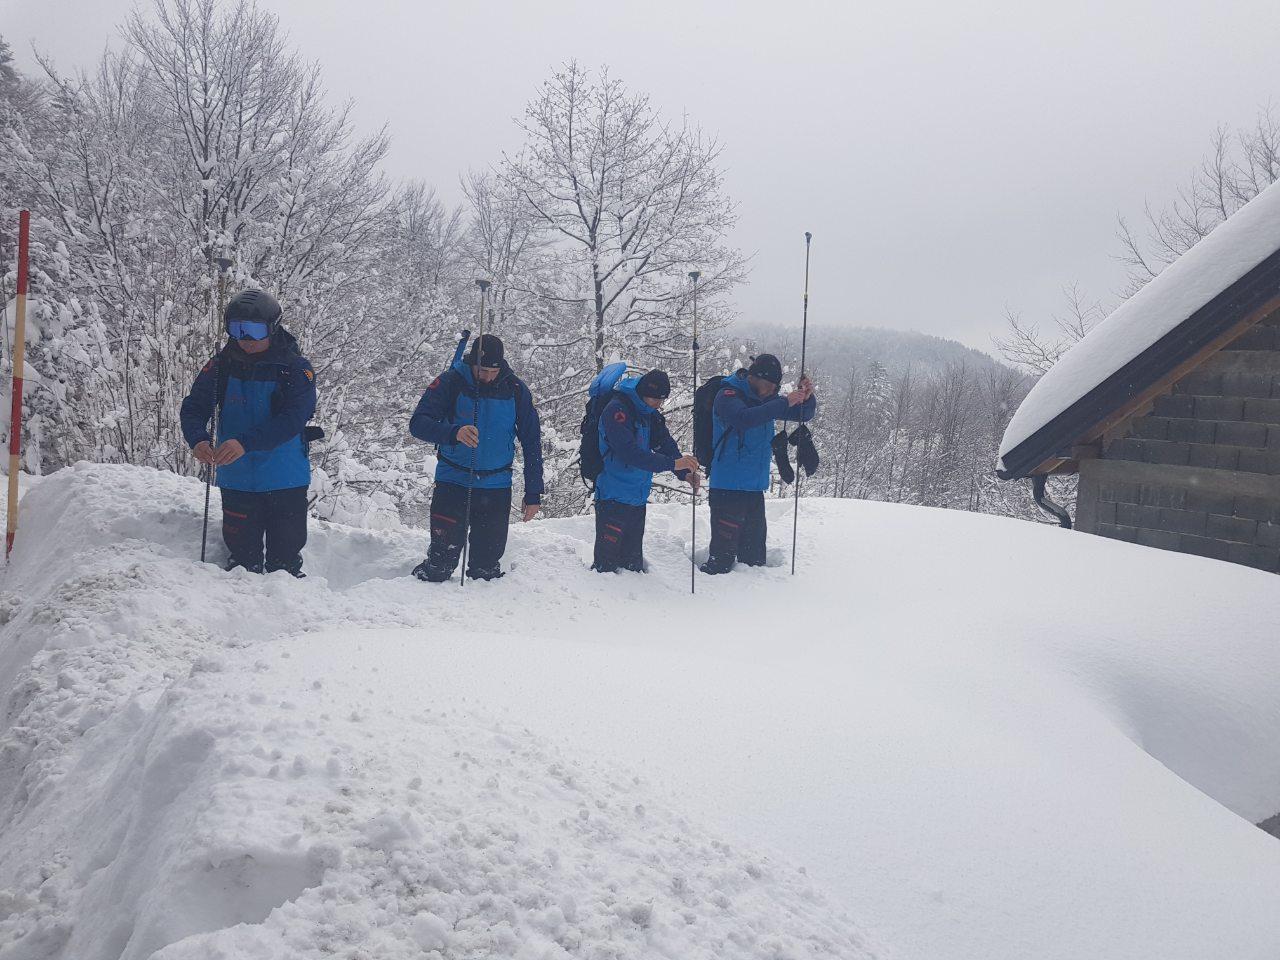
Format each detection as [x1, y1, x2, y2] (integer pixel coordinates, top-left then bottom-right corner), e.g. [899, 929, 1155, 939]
[999, 252, 1280, 481]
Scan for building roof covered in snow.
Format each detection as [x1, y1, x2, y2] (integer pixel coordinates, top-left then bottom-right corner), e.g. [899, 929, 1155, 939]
[999, 179, 1280, 479]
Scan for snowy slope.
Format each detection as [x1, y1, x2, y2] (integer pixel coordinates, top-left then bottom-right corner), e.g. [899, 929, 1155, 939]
[2, 464, 1280, 960]
[1000, 178, 1280, 465]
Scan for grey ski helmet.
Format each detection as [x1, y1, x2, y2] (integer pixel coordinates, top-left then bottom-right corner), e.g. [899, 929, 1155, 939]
[224, 289, 283, 333]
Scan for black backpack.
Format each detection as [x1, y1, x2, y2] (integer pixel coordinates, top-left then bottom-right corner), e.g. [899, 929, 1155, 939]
[578, 362, 628, 488]
[692, 374, 727, 467]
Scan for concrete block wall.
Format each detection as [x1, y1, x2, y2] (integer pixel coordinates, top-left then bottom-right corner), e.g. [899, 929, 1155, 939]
[1076, 313, 1280, 573]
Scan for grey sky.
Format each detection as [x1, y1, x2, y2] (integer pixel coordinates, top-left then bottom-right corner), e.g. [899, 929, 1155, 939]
[6, 0, 1280, 353]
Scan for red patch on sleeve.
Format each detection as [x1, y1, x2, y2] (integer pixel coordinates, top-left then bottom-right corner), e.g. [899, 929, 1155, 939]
[201, 360, 214, 374]
[613, 410, 628, 423]
[723, 388, 736, 396]
[427, 376, 441, 390]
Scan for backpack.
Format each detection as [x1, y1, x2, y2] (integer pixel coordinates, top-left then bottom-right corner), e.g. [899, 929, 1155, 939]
[692, 374, 728, 468]
[579, 362, 629, 488]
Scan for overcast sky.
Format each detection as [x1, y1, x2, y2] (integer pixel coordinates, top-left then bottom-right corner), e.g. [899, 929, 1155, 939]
[6, 0, 1280, 353]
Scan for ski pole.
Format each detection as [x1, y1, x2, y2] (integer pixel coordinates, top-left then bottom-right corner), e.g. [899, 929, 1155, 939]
[200, 353, 222, 562]
[791, 232, 811, 576]
[200, 259, 231, 568]
[460, 279, 490, 585]
[200, 462, 212, 562]
[688, 270, 701, 595]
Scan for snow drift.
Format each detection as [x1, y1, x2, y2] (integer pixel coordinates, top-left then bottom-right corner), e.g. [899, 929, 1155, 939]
[2, 463, 1279, 960]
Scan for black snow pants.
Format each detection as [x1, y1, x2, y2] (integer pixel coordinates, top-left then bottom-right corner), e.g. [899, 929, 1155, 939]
[593, 499, 647, 573]
[418, 481, 511, 581]
[703, 488, 767, 574]
[221, 486, 309, 575]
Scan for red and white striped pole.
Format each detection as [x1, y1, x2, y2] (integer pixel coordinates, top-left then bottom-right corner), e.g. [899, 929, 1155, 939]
[6, 210, 30, 559]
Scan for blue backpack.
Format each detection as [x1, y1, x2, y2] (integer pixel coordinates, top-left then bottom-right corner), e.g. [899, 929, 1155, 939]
[578, 362, 628, 488]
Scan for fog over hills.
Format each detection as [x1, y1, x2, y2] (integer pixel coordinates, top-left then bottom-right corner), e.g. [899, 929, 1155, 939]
[727, 321, 1016, 382]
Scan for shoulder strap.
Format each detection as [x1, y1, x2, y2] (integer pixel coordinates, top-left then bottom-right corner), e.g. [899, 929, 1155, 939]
[269, 361, 296, 416]
[712, 428, 733, 461]
[215, 356, 231, 410]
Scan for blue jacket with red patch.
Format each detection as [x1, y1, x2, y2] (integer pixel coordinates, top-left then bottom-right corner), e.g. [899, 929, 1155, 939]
[709, 369, 816, 492]
[180, 328, 316, 493]
[409, 358, 544, 503]
[595, 376, 687, 506]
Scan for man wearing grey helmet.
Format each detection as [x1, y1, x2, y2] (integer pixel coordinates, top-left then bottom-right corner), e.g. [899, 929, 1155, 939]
[180, 289, 317, 577]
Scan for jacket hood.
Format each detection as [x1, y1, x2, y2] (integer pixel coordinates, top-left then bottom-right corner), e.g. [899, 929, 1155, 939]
[615, 376, 658, 417]
[725, 368, 762, 402]
[452, 356, 515, 392]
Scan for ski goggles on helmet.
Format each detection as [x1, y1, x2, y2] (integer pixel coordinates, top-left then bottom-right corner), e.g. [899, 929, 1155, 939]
[228, 319, 271, 341]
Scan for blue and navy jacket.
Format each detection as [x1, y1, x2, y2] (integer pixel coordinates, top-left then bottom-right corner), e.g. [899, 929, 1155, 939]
[180, 328, 316, 493]
[596, 377, 688, 507]
[709, 369, 817, 492]
[409, 358, 544, 503]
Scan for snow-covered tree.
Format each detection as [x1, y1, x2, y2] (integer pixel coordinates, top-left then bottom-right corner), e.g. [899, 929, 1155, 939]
[502, 62, 746, 376]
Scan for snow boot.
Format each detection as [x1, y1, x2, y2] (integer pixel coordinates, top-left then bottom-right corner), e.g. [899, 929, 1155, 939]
[224, 557, 264, 574]
[699, 556, 733, 575]
[466, 565, 505, 582]
[266, 555, 306, 578]
[412, 558, 453, 583]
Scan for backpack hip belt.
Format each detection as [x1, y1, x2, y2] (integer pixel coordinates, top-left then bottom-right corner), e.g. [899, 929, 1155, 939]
[436, 451, 514, 477]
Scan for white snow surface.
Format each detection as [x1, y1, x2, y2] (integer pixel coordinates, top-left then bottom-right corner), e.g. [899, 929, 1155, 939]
[2, 463, 1280, 960]
[1000, 178, 1280, 466]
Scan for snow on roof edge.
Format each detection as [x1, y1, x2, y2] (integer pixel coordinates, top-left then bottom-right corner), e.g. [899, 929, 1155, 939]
[999, 179, 1280, 469]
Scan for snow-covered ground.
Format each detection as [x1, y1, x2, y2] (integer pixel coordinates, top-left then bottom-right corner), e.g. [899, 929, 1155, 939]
[2, 463, 1279, 960]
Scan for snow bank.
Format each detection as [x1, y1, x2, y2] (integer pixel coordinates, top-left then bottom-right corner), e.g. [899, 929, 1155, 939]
[3, 463, 1280, 960]
[1000, 179, 1280, 465]
[0, 464, 875, 960]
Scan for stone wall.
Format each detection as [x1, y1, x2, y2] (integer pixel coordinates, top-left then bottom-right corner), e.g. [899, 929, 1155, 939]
[1075, 313, 1280, 573]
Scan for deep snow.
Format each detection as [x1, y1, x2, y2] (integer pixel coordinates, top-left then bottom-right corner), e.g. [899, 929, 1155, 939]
[1000, 177, 1280, 464]
[2, 463, 1279, 960]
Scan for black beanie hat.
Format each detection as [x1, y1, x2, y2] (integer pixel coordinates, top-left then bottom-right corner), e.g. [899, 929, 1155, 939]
[636, 369, 671, 399]
[465, 334, 504, 368]
[748, 353, 783, 385]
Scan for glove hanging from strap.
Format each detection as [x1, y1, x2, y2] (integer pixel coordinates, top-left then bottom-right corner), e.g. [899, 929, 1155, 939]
[771, 430, 795, 484]
[789, 424, 820, 477]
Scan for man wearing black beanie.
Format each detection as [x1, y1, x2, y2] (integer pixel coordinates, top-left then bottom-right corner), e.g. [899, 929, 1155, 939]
[592, 367, 700, 573]
[408, 333, 544, 582]
[700, 353, 816, 574]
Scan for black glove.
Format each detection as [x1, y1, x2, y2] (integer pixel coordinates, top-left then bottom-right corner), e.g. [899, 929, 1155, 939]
[303, 425, 325, 457]
[771, 430, 795, 484]
[789, 424, 820, 477]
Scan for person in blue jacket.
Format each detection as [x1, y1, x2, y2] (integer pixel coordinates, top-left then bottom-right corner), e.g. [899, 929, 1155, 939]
[408, 334, 543, 582]
[594, 369, 701, 573]
[180, 289, 317, 577]
[701, 353, 816, 575]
